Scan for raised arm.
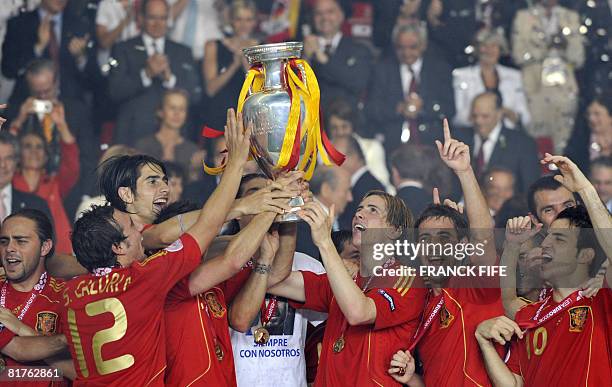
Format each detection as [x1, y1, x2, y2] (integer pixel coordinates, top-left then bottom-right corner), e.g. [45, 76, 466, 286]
[300, 202, 376, 326]
[500, 217, 542, 319]
[542, 154, 612, 281]
[435, 119, 495, 264]
[184, 109, 249, 253]
[475, 317, 524, 387]
[229, 230, 280, 332]
[187, 211, 276, 296]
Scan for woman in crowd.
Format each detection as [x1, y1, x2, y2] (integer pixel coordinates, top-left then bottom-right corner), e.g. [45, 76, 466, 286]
[512, 0, 584, 152]
[135, 89, 201, 176]
[566, 91, 612, 172]
[12, 122, 79, 254]
[326, 99, 392, 192]
[202, 0, 258, 131]
[453, 28, 531, 130]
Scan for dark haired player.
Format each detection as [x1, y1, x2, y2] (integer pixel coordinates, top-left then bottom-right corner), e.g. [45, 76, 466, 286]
[0, 209, 72, 384]
[389, 121, 502, 387]
[476, 155, 612, 386]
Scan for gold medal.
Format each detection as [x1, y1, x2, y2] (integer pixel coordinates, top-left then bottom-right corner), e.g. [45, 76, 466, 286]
[254, 327, 270, 345]
[332, 336, 345, 353]
[215, 343, 224, 360]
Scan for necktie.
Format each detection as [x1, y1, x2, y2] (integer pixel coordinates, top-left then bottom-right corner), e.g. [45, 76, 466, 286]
[42, 113, 54, 143]
[0, 192, 7, 223]
[48, 19, 60, 73]
[407, 66, 420, 144]
[476, 136, 488, 176]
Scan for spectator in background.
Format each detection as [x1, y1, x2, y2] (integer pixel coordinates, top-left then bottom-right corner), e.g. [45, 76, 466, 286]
[304, 0, 373, 111]
[512, 0, 585, 153]
[95, 0, 141, 71]
[296, 165, 352, 258]
[390, 144, 431, 217]
[182, 135, 224, 206]
[108, 0, 201, 145]
[326, 99, 391, 192]
[425, 0, 524, 68]
[2, 0, 98, 115]
[590, 156, 612, 212]
[12, 128, 77, 254]
[371, 0, 426, 56]
[165, 161, 186, 204]
[0, 131, 51, 223]
[566, 92, 612, 172]
[454, 92, 540, 195]
[202, 0, 258, 132]
[333, 135, 385, 230]
[453, 28, 531, 130]
[168, 0, 224, 61]
[365, 22, 454, 152]
[135, 88, 201, 175]
[8, 59, 97, 218]
[481, 166, 515, 216]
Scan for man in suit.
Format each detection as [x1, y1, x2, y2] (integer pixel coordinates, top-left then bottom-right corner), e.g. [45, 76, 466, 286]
[303, 0, 373, 110]
[454, 91, 540, 196]
[390, 144, 431, 218]
[333, 135, 385, 230]
[0, 131, 52, 223]
[108, 0, 200, 145]
[296, 166, 352, 258]
[365, 22, 454, 153]
[590, 156, 612, 213]
[480, 166, 515, 217]
[2, 0, 98, 117]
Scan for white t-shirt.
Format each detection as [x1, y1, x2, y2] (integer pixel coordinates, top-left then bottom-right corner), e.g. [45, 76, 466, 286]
[167, 0, 223, 60]
[231, 252, 326, 387]
[96, 0, 140, 68]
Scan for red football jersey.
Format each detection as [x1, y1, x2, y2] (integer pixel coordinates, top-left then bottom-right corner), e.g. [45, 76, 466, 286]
[60, 234, 201, 386]
[417, 287, 504, 387]
[507, 289, 612, 386]
[164, 268, 251, 387]
[0, 275, 68, 387]
[295, 271, 426, 387]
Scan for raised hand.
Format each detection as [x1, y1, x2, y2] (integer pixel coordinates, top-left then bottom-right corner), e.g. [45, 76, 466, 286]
[237, 182, 294, 216]
[36, 15, 52, 51]
[388, 350, 416, 384]
[540, 153, 591, 193]
[224, 108, 252, 167]
[435, 119, 471, 173]
[432, 187, 464, 213]
[297, 202, 334, 247]
[505, 216, 543, 246]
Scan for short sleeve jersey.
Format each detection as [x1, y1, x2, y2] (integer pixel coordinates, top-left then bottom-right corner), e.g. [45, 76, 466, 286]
[506, 289, 612, 386]
[417, 287, 504, 387]
[296, 272, 427, 387]
[61, 234, 201, 386]
[0, 275, 68, 387]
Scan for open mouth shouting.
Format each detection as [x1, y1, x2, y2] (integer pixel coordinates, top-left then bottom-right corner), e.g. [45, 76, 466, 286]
[152, 197, 168, 215]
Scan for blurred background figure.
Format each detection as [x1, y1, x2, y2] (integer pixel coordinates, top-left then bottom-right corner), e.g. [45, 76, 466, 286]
[326, 99, 391, 191]
[589, 156, 612, 212]
[481, 166, 515, 216]
[96, 0, 141, 71]
[390, 143, 431, 217]
[135, 88, 201, 175]
[202, 0, 258, 132]
[165, 161, 186, 204]
[512, 0, 585, 153]
[453, 28, 530, 130]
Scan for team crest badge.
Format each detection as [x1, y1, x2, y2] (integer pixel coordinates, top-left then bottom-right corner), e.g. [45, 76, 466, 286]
[568, 307, 589, 333]
[439, 305, 454, 329]
[36, 311, 58, 335]
[204, 291, 226, 318]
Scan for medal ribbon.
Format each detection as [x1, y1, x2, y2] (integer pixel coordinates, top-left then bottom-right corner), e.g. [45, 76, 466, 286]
[0, 272, 48, 332]
[408, 291, 444, 352]
[260, 296, 279, 327]
[518, 290, 584, 330]
[201, 294, 224, 360]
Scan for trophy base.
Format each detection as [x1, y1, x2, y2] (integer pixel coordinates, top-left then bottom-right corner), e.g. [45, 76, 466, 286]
[277, 196, 305, 223]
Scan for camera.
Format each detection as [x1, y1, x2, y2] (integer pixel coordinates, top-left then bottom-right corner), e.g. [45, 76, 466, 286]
[32, 99, 53, 115]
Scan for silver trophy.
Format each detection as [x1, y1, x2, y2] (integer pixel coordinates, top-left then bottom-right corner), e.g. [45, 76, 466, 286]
[241, 42, 310, 222]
